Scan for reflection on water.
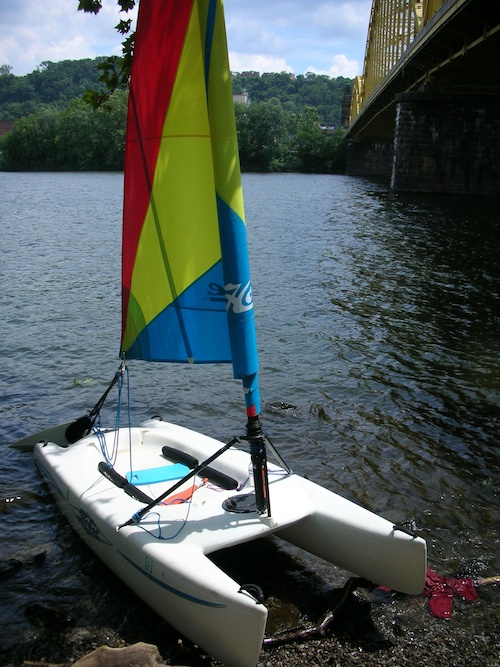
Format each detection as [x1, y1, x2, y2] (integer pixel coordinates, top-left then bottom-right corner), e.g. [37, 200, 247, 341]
[0, 172, 498, 662]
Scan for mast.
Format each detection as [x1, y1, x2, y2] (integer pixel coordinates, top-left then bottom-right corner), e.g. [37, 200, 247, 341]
[120, 0, 270, 514]
[204, 0, 271, 514]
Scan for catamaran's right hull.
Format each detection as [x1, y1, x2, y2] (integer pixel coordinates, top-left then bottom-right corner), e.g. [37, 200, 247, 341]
[34, 418, 426, 667]
[276, 478, 426, 595]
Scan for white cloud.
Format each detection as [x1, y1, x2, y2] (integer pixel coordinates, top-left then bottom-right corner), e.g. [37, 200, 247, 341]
[307, 54, 360, 78]
[2, 0, 370, 77]
[0, 37, 17, 73]
[229, 52, 293, 75]
[312, 1, 372, 38]
[2, 0, 126, 74]
[37, 36, 95, 66]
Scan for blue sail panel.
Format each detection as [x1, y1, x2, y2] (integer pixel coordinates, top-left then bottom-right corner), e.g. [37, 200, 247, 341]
[125, 262, 231, 363]
[217, 196, 261, 416]
[217, 196, 259, 379]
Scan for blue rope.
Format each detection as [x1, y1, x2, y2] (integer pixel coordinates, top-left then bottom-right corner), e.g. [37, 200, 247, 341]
[135, 503, 194, 541]
[92, 363, 195, 541]
[132, 478, 197, 540]
[122, 365, 134, 477]
[94, 363, 131, 467]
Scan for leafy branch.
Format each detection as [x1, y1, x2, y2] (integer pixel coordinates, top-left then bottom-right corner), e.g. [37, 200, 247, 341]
[78, 0, 136, 108]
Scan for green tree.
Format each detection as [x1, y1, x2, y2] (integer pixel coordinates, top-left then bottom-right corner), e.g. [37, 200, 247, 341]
[0, 90, 127, 171]
[327, 128, 348, 173]
[91, 89, 128, 168]
[236, 101, 289, 172]
[0, 58, 109, 119]
[231, 72, 352, 126]
[0, 108, 58, 170]
[294, 106, 346, 173]
[295, 106, 325, 172]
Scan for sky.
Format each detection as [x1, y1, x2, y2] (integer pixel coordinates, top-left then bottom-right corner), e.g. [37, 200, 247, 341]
[1, 0, 371, 79]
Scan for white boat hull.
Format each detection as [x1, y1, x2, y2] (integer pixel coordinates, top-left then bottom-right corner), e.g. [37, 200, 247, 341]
[34, 418, 426, 667]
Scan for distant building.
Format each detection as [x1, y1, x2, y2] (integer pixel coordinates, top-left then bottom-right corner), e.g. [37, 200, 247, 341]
[233, 90, 250, 105]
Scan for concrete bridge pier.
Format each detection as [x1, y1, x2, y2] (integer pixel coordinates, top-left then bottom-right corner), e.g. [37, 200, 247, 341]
[346, 91, 500, 196]
[345, 138, 393, 181]
[391, 91, 500, 195]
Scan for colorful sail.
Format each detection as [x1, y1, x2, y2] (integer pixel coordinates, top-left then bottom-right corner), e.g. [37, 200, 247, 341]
[121, 0, 260, 416]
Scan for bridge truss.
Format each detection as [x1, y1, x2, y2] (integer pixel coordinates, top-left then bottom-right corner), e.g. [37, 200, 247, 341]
[348, 0, 500, 138]
[350, 0, 445, 123]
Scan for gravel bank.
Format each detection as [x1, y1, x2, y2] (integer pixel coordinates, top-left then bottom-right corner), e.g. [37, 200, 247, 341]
[2, 577, 497, 667]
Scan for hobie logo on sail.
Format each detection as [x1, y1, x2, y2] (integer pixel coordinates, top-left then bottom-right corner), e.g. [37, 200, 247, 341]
[225, 281, 253, 313]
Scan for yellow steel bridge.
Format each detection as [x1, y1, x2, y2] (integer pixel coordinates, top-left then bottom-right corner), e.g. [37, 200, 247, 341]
[348, 0, 500, 138]
[346, 0, 500, 194]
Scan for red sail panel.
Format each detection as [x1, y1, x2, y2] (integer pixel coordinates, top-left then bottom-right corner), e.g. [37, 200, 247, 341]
[122, 0, 194, 336]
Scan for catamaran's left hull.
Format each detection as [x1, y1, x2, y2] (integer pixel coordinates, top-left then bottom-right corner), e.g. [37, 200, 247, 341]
[34, 418, 426, 667]
[34, 432, 268, 667]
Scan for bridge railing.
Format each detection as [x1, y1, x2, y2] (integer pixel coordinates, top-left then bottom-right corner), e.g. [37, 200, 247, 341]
[349, 0, 445, 123]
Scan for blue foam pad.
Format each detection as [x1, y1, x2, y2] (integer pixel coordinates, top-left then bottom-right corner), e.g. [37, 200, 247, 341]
[126, 463, 190, 485]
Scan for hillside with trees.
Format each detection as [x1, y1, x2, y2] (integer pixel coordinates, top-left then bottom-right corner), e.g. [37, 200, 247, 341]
[232, 71, 351, 127]
[0, 60, 107, 119]
[0, 59, 352, 173]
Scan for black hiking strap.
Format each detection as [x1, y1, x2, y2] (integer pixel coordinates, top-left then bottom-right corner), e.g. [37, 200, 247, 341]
[98, 461, 154, 505]
[64, 363, 125, 444]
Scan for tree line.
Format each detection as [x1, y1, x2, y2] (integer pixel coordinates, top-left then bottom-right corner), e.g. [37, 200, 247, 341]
[0, 59, 351, 173]
[0, 91, 127, 171]
[0, 94, 347, 173]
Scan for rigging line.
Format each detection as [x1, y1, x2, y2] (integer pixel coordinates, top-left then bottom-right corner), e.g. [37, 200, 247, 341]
[95, 426, 111, 466]
[65, 364, 125, 444]
[111, 371, 123, 463]
[93, 364, 129, 466]
[137, 477, 198, 541]
[137, 503, 192, 541]
[88, 362, 125, 421]
[127, 85, 193, 360]
[123, 365, 134, 478]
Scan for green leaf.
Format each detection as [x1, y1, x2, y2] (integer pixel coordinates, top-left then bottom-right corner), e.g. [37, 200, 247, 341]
[118, 0, 136, 11]
[116, 18, 133, 35]
[78, 0, 102, 14]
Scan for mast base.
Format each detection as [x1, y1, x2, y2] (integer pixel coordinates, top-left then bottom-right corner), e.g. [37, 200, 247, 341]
[222, 493, 261, 514]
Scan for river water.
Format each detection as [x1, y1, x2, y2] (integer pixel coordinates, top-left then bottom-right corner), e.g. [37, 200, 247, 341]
[0, 172, 498, 665]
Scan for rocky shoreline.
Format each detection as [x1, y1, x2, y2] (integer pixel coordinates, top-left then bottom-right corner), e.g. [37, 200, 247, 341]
[3, 576, 498, 667]
[2, 537, 497, 667]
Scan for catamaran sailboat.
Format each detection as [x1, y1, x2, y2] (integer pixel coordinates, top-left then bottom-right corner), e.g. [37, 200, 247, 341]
[16, 2, 427, 666]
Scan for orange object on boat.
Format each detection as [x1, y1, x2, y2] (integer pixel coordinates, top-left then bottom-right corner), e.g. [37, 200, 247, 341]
[162, 481, 203, 505]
